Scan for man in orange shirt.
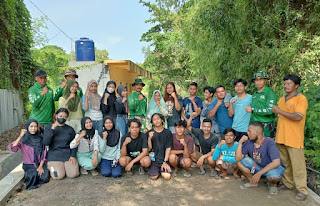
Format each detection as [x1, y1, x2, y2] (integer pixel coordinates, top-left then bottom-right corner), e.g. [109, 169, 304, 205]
[272, 74, 308, 201]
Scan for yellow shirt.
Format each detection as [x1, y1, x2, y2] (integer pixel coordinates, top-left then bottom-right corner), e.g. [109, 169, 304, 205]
[275, 94, 308, 149]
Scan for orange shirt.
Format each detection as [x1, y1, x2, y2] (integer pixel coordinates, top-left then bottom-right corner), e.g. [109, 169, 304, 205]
[275, 94, 308, 149]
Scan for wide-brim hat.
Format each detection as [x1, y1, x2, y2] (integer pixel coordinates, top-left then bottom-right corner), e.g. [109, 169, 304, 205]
[132, 78, 145, 87]
[251, 71, 270, 82]
[64, 69, 79, 78]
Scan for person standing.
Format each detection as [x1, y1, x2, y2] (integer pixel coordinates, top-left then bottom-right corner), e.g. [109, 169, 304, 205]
[54, 69, 83, 101]
[163, 82, 183, 133]
[272, 74, 308, 201]
[247, 71, 277, 138]
[228, 79, 252, 142]
[58, 80, 83, 133]
[100, 80, 117, 121]
[28, 69, 54, 126]
[128, 78, 148, 132]
[115, 85, 129, 136]
[82, 80, 103, 133]
[146, 90, 169, 130]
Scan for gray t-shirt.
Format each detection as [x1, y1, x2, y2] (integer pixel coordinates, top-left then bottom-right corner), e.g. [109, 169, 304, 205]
[167, 96, 183, 127]
[191, 128, 220, 155]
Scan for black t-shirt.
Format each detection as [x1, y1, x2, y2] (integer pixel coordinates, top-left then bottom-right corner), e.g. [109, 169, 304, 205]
[191, 128, 219, 155]
[43, 124, 76, 161]
[147, 128, 173, 164]
[120, 132, 148, 158]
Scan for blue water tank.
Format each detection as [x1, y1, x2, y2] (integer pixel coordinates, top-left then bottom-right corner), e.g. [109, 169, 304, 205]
[75, 37, 95, 61]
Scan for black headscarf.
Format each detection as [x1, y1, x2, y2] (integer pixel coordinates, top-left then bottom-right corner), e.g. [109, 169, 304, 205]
[20, 119, 45, 167]
[99, 116, 120, 147]
[101, 80, 117, 106]
[80, 117, 95, 140]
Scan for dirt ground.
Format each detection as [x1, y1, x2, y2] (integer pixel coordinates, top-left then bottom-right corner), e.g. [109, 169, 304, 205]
[5, 167, 319, 206]
[0, 124, 25, 151]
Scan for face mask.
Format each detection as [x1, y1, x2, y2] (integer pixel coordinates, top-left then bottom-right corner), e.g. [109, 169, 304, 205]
[251, 136, 258, 143]
[107, 88, 115, 93]
[57, 117, 66, 124]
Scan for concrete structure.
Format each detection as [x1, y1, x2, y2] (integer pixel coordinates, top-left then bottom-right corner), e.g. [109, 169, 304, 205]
[69, 60, 152, 96]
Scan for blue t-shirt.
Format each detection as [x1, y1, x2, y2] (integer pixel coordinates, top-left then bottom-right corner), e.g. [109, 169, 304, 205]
[183, 97, 203, 128]
[209, 99, 233, 133]
[231, 94, 252, 132]
[212, 142, 238, 163]
[242, 137, 284, 168]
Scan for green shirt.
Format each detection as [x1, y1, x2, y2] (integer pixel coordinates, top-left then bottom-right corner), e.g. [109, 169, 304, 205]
[53, 85, 83, 101]
[251, 86, 277, 123]
[128, 91, 147, 118]
[28, 82, 55, 126]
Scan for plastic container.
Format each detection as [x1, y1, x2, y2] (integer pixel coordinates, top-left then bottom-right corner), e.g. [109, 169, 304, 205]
[75, 37, 95, 61]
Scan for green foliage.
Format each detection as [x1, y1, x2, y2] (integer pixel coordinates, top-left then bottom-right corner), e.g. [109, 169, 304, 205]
[141, 0, 320, 169]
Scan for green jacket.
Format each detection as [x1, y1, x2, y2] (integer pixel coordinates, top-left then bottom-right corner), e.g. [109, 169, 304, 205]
[251, 86, 277, 123]
[28, 82, 55, 126]
[53, 85, 83, 101]
[128, 91, 147, 118]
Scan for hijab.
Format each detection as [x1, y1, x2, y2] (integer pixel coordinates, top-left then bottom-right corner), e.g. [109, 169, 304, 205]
[116, 84, 128, 113]
[20, 119, 45, 166]
[62, 80, 81, 112]
[146, 90, 168, 119]
[101, 80, 117, 106]
[99, 116, 120, 147]
[80, 117, 95, 140]
[86, 80, 101, 110]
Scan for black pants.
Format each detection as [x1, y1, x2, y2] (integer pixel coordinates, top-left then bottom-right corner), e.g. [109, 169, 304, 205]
[23, 164, 50, 190]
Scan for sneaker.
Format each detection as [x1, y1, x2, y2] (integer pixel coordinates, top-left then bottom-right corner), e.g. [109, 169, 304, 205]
[90, 169, 99, 176]
[198, 169, 206, 175]
[138, 167, 145, 175]
[80, 168, 88, 175]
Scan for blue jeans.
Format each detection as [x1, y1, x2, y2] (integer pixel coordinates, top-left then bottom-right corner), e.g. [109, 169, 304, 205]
[116, 115, 128, 136]
[100, 159, 122, 178]
[240, 157, 285, 179]
[168, 126, 175, 134]
[92, 120, 103, 133]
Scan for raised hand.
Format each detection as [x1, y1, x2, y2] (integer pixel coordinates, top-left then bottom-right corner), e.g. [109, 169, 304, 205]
[61, 82, 67, 89]
[20, 129, 27, 137]
[102, 131, 108, 140]
[41, 86, 48, 96]
[138, 94, 144, 101]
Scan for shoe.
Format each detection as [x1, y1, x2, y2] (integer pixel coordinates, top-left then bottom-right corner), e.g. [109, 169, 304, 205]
[80, 168, 88, 175]
[198, 169, 206, 175]
[90, 169, 99, 176]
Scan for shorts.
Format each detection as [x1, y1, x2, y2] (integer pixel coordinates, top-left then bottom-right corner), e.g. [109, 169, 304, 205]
[177, 157, 184, 168]
[195, 151, 209, 165]
[216, 160, 236, 174]
[148, 161, 170, 177]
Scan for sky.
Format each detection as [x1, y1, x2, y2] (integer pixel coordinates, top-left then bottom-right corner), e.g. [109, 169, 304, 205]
[24, 0, 153, 63]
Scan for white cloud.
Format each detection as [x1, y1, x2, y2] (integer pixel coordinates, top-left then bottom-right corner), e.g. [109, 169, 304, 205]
[106, 37, 122, 45]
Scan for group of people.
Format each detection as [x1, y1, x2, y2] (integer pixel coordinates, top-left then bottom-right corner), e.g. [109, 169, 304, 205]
[9, 69, 308, 201]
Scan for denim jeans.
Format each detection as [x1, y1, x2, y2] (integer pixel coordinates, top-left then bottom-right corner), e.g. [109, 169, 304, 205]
[168, 126, 175, 134]
[240, 157, 285, 179]
[92, 119, 104, 133]
[100, 159, 122, 178]
[116, 115, 128, 136]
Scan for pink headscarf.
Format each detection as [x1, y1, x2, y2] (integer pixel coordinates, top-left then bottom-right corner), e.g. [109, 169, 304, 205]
[86, 80, 101, 110]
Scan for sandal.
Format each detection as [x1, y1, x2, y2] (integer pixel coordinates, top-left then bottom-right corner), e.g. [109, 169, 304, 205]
[295, 192, 307, 201]
[138, 167, 145, 175]
[90, 169, 99, 176]
[198, 169, 206, 175]
[80, 167, 88, 175]
[210, 170, 218, 177]
[267, 182, 278, 195]
[172, 170, 178, 177]
[278, 184, 290, 190]
[126, 169, 133, 176]
[181, 170, 191, 178]
[215, 174, 229, 180]
[240, 183, 258, 189]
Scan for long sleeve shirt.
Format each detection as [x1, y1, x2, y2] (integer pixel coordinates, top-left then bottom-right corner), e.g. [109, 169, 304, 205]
[43, 124, 77, 161]
[212, 142, 238, 164]
[8, 141, 47, 168]
[98, 135, 121, 161]
[128, 91, 147, 118]
[53, 85, 83, 101]
[115, 98, 128, 116]
[70, 130, 99, 153]
[28, 82, 54, 126]
[251, 86, 278, 123]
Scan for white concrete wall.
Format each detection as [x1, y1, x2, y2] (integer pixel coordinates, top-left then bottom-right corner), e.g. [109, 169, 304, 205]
[0, 89, 24, 134]
[68, 61, 110, 96]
